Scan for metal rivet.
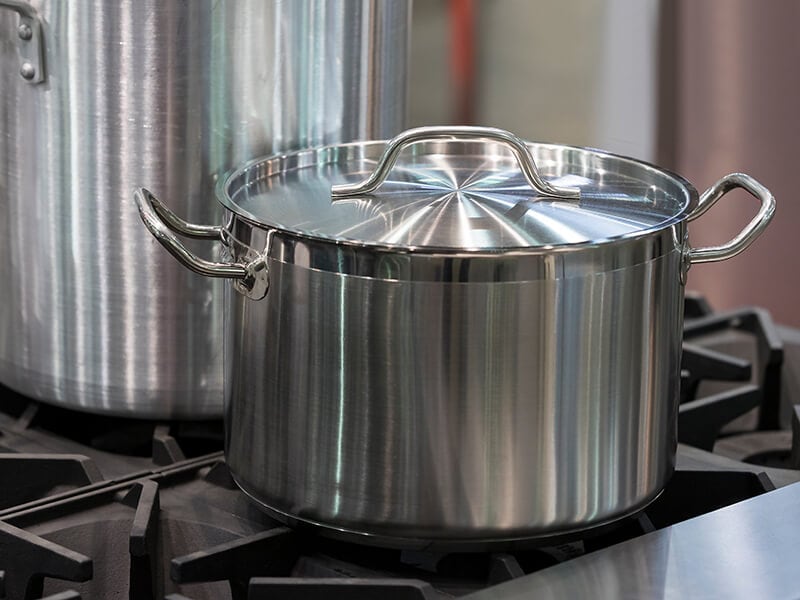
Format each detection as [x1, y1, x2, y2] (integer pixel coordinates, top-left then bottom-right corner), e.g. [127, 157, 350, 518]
[17, 23, 32, 40]
[20, 62, 35, 80]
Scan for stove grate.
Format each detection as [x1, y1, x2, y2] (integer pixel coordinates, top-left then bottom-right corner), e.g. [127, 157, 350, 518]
[0, 294, 793, 600]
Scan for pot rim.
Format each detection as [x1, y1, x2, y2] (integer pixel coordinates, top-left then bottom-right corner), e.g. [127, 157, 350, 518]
[215, 139, 700, 258]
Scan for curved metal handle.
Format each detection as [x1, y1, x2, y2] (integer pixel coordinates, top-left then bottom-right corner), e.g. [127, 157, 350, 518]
[330, 125, 581, 200]
[134, 188, 248, 280]
[0, 0, 45, 83]
[687, 173, 775, 264]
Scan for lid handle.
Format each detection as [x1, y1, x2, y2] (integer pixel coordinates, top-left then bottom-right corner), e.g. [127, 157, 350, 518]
[330, 126, 581, 200]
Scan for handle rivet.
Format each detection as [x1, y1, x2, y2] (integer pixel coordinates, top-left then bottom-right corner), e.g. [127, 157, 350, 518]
[19, 62, 35, 80]
[17, 23, 32, 40]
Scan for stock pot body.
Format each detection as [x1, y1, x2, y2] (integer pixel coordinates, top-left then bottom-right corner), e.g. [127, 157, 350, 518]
[0, 0, 409, 416]
[223, 218, 686, 546]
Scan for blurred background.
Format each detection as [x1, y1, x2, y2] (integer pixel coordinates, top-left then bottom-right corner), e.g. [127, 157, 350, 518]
[409, 0, 799, 325]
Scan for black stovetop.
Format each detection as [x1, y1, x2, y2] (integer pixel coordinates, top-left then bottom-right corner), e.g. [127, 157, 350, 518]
[1, 293, 799, 600]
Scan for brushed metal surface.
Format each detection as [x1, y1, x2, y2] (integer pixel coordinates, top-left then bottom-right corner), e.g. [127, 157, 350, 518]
[223, 227, 685, 544]
[462, 481, 800, 600]
[0, 0, 410, 417]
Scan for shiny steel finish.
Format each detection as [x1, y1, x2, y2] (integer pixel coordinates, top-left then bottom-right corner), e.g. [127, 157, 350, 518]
[463, 482, 800, 600]
[138, 130, 775, 543]
[223, 227, 685, 546]
[134, 189, 249, 281]
[0, 0, 409, 417]
[330, 126, 581, 200]
[135, 188, 270, 300]
[221, 139, 697, 250]
[687, 173, 776, 264]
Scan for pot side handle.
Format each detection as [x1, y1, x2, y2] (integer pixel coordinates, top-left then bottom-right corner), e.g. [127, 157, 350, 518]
[0, 0, 45, 83]
[330, 125, 580, 201]
[134, 188, 268, 298]
[686, 173, 775, 264]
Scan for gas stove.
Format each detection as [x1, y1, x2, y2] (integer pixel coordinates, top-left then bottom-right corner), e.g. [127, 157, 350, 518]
[1, 293, 799, 600]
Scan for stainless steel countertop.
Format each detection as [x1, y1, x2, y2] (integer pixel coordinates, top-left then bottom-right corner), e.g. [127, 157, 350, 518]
[464, 479, 800, 599]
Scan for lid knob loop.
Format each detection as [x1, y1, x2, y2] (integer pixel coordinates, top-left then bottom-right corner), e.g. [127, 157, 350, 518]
[330, 126, 580, 201]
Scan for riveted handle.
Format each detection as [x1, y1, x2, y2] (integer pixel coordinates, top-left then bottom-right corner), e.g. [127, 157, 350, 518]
[687, 173, 775, 264]
[1, 0, 45, 83]
[331, 125, 581, 200]
[134, 188, 269, 299]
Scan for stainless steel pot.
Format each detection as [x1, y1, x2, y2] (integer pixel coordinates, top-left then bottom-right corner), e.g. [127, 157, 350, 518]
[135, 126, 775, 547]
[0, 0, 409, 417]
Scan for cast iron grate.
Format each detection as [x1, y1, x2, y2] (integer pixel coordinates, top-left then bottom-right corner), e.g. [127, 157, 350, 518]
[679, 303, 784, 449]
[0, 385, 224, 483]
[0, 453, 241, 600]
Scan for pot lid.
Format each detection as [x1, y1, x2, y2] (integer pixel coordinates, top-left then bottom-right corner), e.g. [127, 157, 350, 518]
[220, 126, 697, 251]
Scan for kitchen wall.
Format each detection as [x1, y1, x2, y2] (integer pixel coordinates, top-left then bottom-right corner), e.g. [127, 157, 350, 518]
[409, 0, 798, 325]
[659, 0, 800, 327]
[409, 0, 659, 157]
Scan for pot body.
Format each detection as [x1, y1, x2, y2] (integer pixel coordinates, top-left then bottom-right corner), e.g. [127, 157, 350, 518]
[223, 219, 686, 547]
[0, 0, 409, 417]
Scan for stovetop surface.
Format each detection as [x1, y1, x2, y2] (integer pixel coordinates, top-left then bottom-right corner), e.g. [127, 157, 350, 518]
[2, 294, 800, 600]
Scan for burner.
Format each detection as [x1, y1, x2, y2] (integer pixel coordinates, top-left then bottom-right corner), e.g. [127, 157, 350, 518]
[0, 388, 224, 480]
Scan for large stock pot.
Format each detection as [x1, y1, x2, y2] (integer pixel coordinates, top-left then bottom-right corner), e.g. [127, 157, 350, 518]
[0, 0, 409, 417]
[136, 126, 775, 547]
